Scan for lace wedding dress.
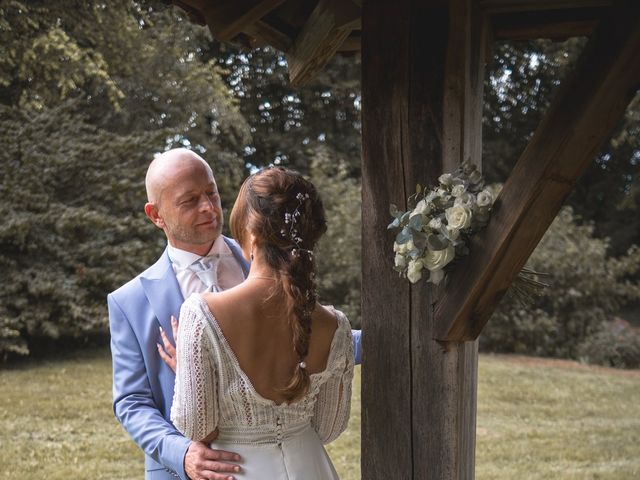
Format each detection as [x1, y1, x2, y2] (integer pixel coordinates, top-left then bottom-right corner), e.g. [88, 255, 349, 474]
[171, 294, 354, 479]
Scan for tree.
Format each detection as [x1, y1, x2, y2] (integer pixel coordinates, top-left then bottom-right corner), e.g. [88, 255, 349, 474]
[0, 0, 249, 358]
[481, 206, 640, 361]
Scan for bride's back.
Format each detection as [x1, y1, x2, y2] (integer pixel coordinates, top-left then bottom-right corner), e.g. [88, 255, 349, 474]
[203, 282, 338, 405]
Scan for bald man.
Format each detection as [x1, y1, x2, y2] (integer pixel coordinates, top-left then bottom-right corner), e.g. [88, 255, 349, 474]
[109, 149, 363, 480]
[109, 149, 249, 480]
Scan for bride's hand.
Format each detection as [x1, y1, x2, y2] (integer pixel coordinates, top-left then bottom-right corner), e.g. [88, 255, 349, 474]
[157, 315, 179, 373]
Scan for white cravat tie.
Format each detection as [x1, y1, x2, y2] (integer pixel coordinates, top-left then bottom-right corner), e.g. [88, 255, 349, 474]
[189, 256, 221, 292]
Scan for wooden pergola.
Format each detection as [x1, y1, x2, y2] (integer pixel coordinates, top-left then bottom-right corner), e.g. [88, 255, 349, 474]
[171, 0, 640, 478]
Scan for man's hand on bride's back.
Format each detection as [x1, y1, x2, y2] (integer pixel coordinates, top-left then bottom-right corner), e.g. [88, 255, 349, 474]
[157, 315, 179, 372]
[185, 438, 242, 480]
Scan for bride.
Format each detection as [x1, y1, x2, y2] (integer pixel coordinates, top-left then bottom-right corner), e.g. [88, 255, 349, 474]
[169, 166, 354, 479]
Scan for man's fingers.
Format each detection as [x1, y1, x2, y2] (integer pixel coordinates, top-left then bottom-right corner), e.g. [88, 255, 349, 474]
[201, 461, 242, 474]
[202, 448, 242, 462]
[205, 472, 236, 480]
[205, 473, 236, 480]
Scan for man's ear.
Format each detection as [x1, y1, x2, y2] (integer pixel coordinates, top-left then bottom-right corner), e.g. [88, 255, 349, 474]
[144, 202, 165, 229]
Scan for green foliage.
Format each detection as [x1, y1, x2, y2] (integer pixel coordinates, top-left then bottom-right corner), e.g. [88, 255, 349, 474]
[311, 148, 362, 328]
[209, 45, 362, 174]
[576, 326, 640, 369]
[481, 207, 640, 363]
[483, 39, 640, 255]
[0, 1, 249, 358]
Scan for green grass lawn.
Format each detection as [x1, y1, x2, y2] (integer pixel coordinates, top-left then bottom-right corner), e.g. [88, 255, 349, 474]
[1, 349, 638, 479]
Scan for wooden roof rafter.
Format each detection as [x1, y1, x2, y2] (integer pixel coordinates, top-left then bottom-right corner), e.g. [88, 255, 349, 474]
[172, 0, 621, 86]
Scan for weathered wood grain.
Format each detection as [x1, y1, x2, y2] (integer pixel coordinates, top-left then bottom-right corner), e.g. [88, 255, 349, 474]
[362, 0, 486, 478]
[287, 0, 360, 86]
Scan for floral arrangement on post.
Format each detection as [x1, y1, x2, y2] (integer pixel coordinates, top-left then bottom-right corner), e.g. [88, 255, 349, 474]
[388, 163, 497, 285]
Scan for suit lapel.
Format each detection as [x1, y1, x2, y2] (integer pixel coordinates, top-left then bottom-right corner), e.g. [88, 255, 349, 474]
[140, 249, 184, 339]
[223, 236, 250, 278]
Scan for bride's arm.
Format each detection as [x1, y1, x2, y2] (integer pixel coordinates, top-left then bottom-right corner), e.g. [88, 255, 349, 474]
[311, 317, 355, 444]
[170, 300, 219, 442]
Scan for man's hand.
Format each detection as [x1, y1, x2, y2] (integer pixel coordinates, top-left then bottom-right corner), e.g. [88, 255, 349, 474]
[157, 315, 179, 372]
[185, 440, 242, 480]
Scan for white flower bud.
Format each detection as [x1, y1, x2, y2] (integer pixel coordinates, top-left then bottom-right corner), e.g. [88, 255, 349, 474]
[395, 254, 407, 268]
[454, 192, 475, 207]
[476, 189, 494, 208]
[428, 217, 442, 230]
[407, 259, 424, 283]
[410, 198, 431, 218]
[438, 173, 454, 186]
[451, 184, 466, 197]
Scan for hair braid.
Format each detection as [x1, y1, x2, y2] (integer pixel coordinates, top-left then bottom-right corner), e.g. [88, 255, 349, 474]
[230, 167, 327, 402]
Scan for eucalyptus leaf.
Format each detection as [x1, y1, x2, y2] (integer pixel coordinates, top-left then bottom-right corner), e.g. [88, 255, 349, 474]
[408, 214, 422, 231]
[387, 217, 401, 230]
[390, 203, 400, 218]
[412, 230, 427, 251]
[396, 227, 412, 245]
[426, 233, 449, 251]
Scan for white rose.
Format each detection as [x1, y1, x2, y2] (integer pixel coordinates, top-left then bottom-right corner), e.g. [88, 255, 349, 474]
[428, 217, 442, 230]
[438, 173, 453, 186]
[407, 259, 423, 283]
[409, 198, 431, 218]
[425, 191, 438, 203]
[451, 184, 466, 197]
[446, 226, 460, 241]
[446, 205, 472, 230]
[476, 189, 494, 208]
[436, 187, 448, 198]
[454, 192, 475, 207]
[422, 244, 455, 271]
[395, 253, 407, 268]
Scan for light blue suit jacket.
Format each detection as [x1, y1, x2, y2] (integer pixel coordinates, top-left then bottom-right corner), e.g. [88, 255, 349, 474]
[109, 236, 362, 480]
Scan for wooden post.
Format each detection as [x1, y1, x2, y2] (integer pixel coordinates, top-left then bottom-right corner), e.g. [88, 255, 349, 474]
[361, 0, 486, 478]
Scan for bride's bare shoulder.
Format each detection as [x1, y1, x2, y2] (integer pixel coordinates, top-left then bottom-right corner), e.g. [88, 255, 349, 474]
[312, 304, 340, 336]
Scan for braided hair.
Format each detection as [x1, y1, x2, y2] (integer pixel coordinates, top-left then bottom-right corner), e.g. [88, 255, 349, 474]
[230, 167, 327, 401]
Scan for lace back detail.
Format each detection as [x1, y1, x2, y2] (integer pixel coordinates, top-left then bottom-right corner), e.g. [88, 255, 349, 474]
[171, 294, 354, 444]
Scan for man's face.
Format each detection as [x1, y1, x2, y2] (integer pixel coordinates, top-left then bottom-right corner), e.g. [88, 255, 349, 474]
[156, 161, 223, 252]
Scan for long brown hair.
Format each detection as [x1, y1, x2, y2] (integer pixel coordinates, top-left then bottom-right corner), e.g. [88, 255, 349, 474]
[230, 167, 327, 401]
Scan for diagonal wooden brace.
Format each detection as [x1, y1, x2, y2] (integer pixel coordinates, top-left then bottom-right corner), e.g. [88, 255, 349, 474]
[434, 0, 640, 342]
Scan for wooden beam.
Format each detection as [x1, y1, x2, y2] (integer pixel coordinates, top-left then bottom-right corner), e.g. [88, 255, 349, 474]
[434, 0, 640, 342]
[201, 0, 286, 42]
[362, 0, 487, 478]
[337, 34, 361, 52]
[286, 0, 360, 87]
[481, 0, 612, 13]
[245, 20, 294, 51]
[492, 7, 604, 39]
[171, 0, 207, 25]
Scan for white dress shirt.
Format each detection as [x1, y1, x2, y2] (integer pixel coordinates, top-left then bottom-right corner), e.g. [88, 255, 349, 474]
[167, 236, 246, 299]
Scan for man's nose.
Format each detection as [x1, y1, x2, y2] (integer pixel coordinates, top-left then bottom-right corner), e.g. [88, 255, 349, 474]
[199, 195, 215, 212]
